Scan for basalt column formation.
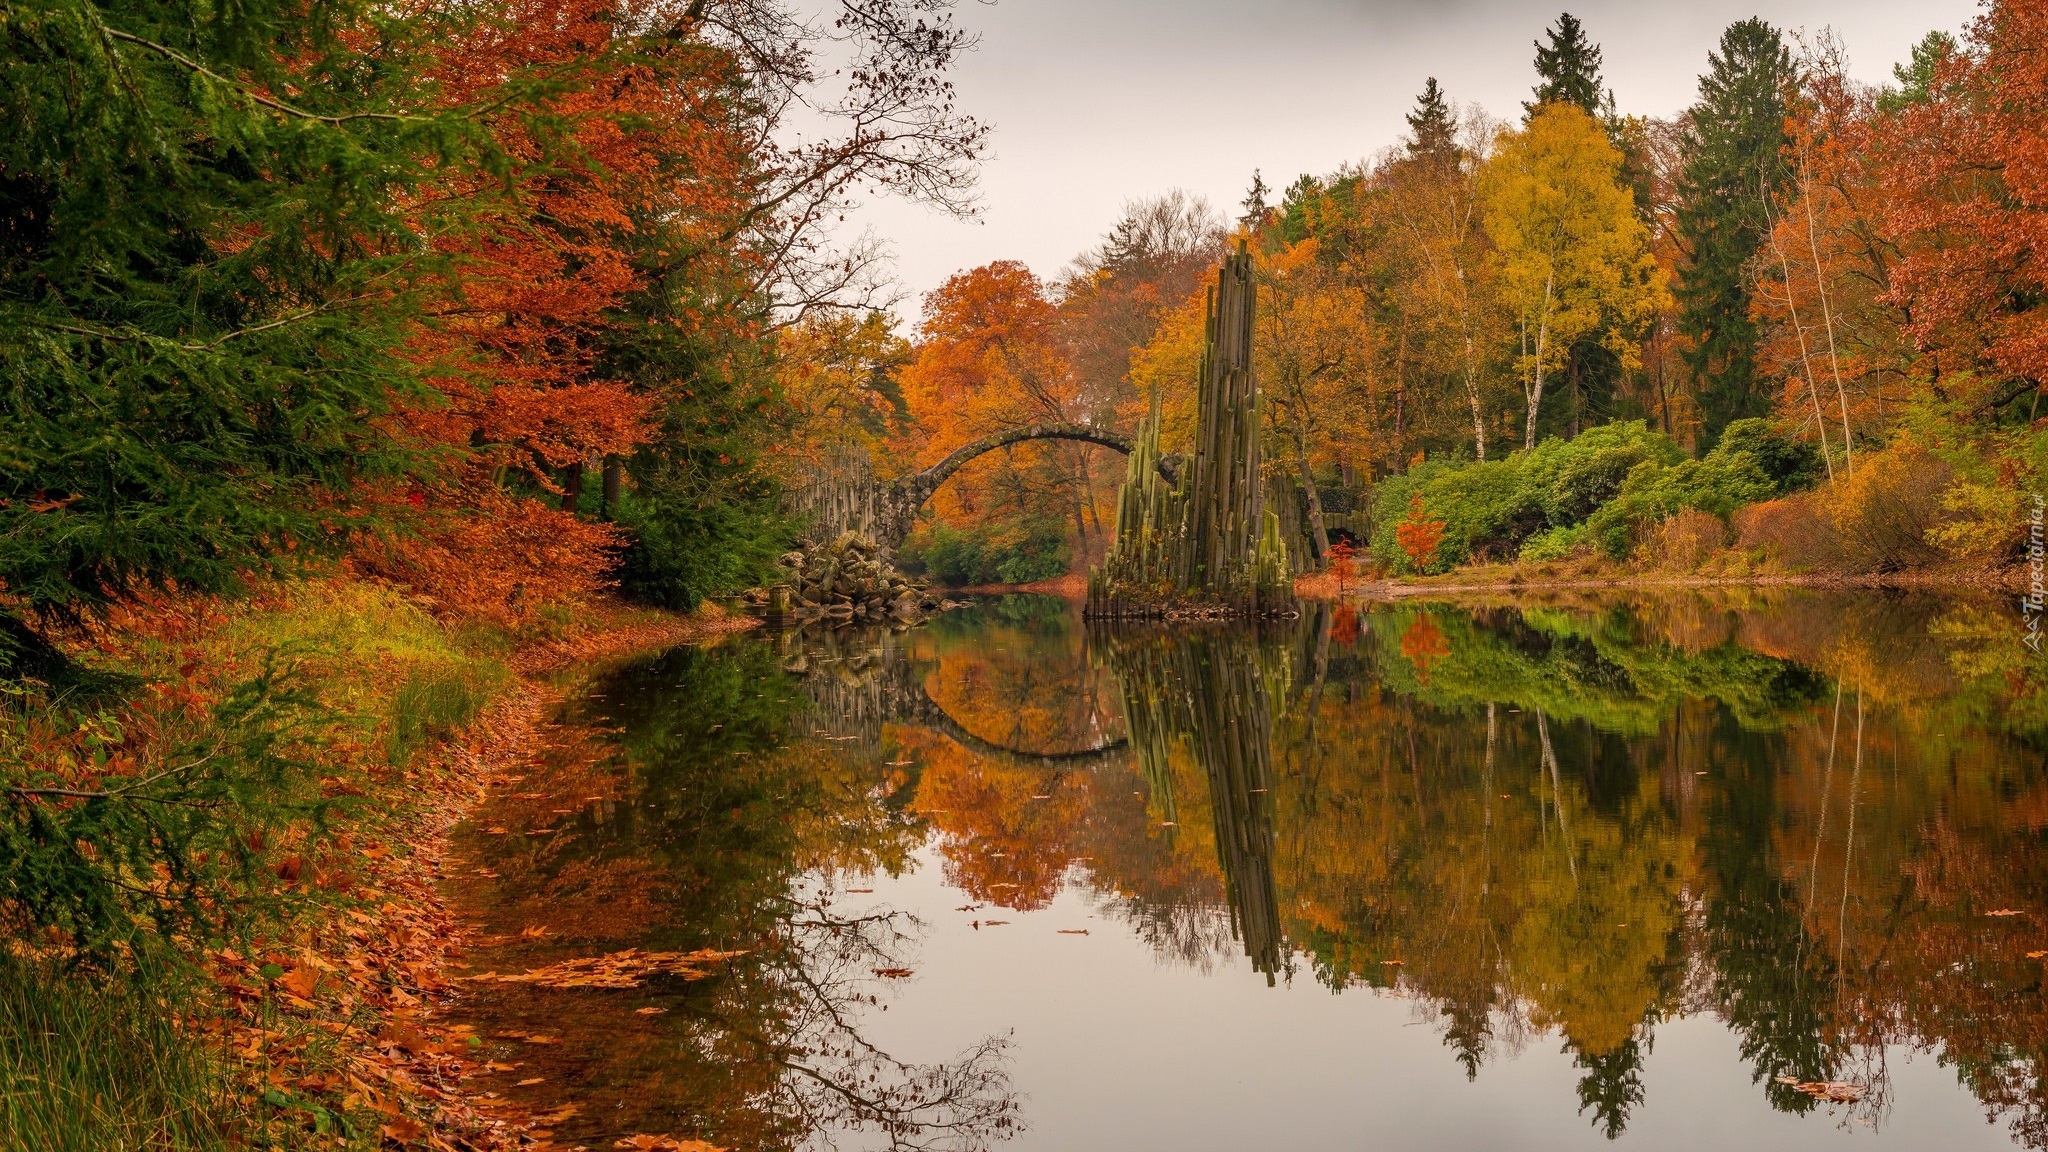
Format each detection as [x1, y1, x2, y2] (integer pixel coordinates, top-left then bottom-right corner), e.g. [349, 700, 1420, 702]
[1087, 244, 1292, 618]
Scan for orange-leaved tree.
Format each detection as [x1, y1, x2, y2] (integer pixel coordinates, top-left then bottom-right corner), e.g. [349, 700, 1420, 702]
[1395, 493, 1447, 572]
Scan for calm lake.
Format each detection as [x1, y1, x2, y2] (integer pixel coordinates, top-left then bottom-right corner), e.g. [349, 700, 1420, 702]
[445, 590, 2047, 1151]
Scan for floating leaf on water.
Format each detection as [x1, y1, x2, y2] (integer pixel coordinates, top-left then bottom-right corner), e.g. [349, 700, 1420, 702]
[873, 967, 914, 978]
[1776, 1077, 1865, 1102]
[1057, 929, 1089, 936]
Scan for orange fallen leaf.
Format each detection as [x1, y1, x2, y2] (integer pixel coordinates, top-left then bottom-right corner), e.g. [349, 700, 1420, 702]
[2029, 951, 2047, 959]
[279, 966, 318, 1000]
[634, 1007, 668, 1015]
[1987, 909, 2027, 917]
[520, 925, 552, 939]
[380, 1115, 427, 1142]
[522, 1035, 562, 1045]
[516, 1077, 546, 1086]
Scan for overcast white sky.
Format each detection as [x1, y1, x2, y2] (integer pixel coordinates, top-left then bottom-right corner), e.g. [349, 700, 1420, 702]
[843, 0, 1981, 320]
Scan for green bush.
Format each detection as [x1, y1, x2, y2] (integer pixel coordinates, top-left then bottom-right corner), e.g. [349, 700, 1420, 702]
[1713, 418, 1824, 493]
[1368, 422, 1685, 574]
[902, 519, 1069, 586]
[1519, 524, 1589, 562]
[1582, 448, 1778, 560]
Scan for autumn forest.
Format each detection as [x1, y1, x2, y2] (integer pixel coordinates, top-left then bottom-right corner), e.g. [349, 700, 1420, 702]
[3, 0, 2047, 1149]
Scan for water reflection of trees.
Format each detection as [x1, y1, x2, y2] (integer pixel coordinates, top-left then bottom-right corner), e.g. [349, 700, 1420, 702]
[450, 641, 1019, 1151]
[814, 590, 2048, 1145]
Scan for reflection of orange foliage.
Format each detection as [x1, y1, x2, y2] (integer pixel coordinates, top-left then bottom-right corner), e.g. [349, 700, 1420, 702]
[1331, 604, 1360, 647]
[1395, 493, 1445, 570]
[1399, 616, 1450, 682]
[896, 727, 1080, 911]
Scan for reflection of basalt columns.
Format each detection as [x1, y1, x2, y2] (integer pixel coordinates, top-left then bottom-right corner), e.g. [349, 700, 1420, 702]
[1098, 624, 1287, 980]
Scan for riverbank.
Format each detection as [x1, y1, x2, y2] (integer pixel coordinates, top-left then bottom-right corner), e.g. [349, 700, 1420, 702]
[1, 580, 752, 1150]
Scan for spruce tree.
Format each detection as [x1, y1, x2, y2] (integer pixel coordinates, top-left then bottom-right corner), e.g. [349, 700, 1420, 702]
[1673, 18, 1796, 442]
[1528, 13, 1605, 117]
[1407, 78, 1458, 160]
[1239, 170, 1272, 229]
[0, 0, 488, 669]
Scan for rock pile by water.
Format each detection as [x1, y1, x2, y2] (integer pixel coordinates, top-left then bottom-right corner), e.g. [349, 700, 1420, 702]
[741, 531, 952, 623]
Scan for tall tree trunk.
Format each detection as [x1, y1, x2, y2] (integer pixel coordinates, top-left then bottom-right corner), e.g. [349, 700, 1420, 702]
[600, 455, 622, 521]
[1463, 333, 1487, 462]
[560, 462, 584, 513]
[1523, 270, 1554, 451]
[1762, 178, 1834, 480]
[1294, 423, 1331, 564]
[1568, 347, 1582, 439]
[1393, 320, 1409, 466]
[1799, 152, 1855, 476]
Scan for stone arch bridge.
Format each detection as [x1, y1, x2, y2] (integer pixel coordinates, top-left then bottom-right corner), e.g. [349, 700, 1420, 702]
[790, 423, 1180, 549]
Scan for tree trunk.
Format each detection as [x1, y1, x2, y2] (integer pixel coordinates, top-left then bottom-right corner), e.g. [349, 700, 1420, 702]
[560, 462, 584, 514]
[1523, 272, 1553, 451]
[1463, 333, 1487, 462]
[1763, 180, 1834, 480]
[1799, 152, 1855, 476]
[1568, 347, 1581, 439]
[1294, 424, 1331, 565]
[600, 456, 622, 521]
[1394, 320, 1409, 463]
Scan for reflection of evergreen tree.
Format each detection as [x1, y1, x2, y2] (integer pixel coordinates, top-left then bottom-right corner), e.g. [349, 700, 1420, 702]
[1695, 712, 1842, 1116]
[1574, 1036, 1647, 1139]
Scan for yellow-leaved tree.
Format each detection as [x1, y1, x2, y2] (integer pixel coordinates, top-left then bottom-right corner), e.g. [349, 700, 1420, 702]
[1481, 103, 1667, 449]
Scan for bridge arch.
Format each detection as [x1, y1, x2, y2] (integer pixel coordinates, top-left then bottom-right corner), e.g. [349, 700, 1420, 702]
[873, 423, 1178, 548]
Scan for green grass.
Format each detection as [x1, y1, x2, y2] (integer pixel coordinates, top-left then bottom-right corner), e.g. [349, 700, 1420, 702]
[0, 959, 237, 1152]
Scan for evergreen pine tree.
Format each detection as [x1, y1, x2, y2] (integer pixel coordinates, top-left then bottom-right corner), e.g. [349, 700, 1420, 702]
[0, 0, 495, 670]
[1239, 169, 1271, 229]
[1527, 13, 1605, 117]
[1672, 18, 1796, 442]
[1407, 77, 1458, 159]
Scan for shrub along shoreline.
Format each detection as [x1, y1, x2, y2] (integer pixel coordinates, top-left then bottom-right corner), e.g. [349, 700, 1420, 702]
[1351, 419, 2036, 591]
[0, 581, 748, 1151]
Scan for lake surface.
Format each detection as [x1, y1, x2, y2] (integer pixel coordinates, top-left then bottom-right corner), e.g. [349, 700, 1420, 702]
[445, 590, 2048, 1151]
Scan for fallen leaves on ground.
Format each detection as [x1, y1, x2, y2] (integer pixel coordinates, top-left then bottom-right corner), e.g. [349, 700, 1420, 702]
[467, 947, 746, 989]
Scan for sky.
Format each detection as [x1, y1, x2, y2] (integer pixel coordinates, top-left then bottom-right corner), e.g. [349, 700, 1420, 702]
[841, 0, 1981, 321]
